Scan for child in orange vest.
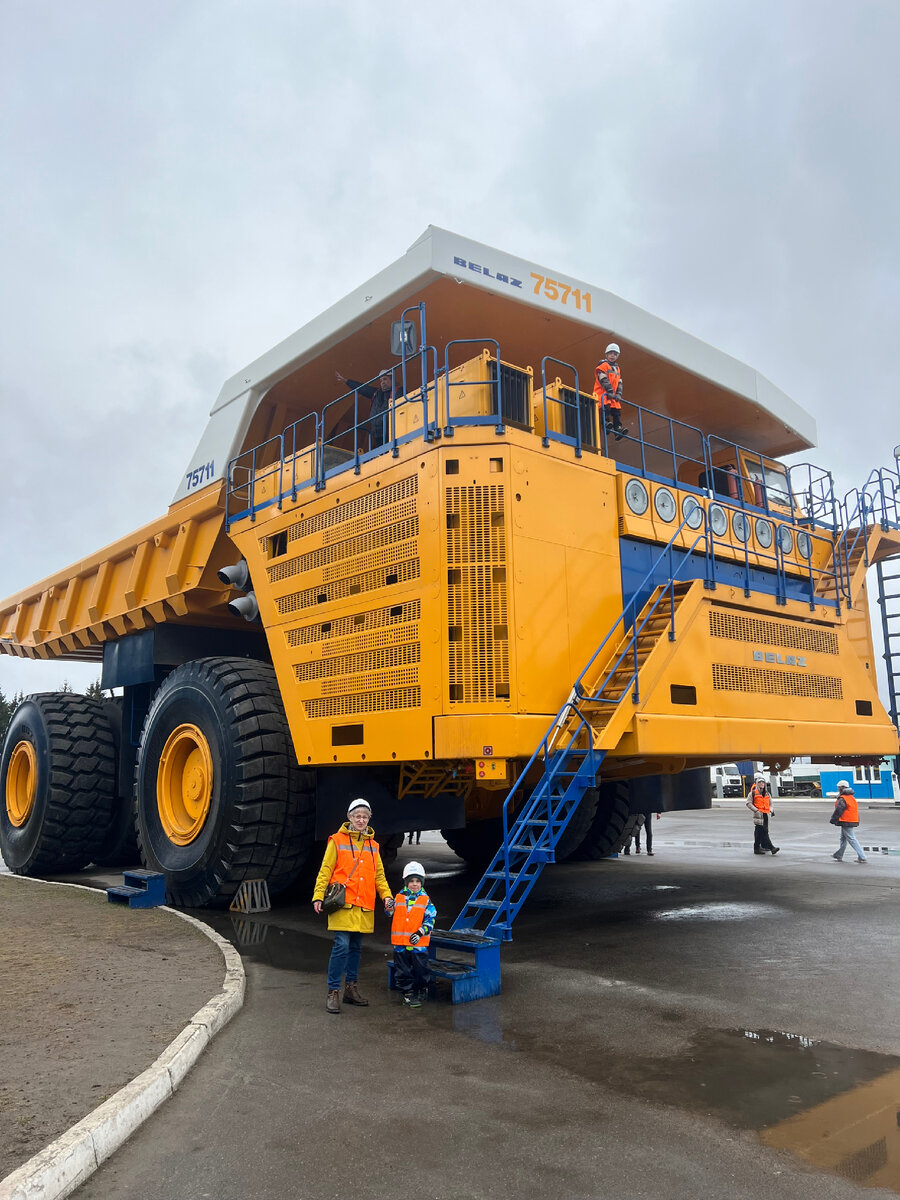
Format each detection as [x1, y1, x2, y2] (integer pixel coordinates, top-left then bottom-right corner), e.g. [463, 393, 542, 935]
[391, 861, 436, 1008]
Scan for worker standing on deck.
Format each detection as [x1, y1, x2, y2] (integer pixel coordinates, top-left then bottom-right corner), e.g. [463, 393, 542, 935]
[335, 367, 394, 449]
[747, 774, 780, 856]
[313, 799, 395, 1014]
[831, 780, 867, 863]
[593, 343, 628, 441]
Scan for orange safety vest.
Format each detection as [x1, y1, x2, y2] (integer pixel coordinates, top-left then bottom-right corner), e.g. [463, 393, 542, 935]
[593, 360, 622, 409]
[749, 784, 771, 814]
[836, 790, 859, 824]
[391, 892, 431, 947]
[328, 829, 379, 910]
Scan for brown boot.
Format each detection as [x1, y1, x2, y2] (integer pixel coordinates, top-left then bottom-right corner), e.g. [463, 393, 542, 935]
[343, 981, 369, 1007]
[326, 989, 341, 1014]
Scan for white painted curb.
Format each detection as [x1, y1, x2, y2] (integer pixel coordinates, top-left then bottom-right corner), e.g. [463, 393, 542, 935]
[0, 878, 245, 1200]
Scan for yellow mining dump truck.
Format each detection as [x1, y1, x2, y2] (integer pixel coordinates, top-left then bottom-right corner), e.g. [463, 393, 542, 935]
[2, 227, 899, 915]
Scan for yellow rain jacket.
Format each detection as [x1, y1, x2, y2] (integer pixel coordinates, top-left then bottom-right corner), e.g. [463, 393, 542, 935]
[312, 822, 392, 933]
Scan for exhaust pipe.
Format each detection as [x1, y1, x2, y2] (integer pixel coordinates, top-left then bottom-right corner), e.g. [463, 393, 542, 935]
[218, 559, 251, 591]
[227, 591, 259, 622]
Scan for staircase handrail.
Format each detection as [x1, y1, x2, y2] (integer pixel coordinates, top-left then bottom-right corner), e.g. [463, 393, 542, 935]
[572, 513, 709, 710]
[833, 464, 900, 604]
[488, 513, 709, 924]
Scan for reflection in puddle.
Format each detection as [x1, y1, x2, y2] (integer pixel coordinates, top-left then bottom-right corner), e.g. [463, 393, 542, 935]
[449, 1015, 900, 1194]
[650, 901, 783, 921]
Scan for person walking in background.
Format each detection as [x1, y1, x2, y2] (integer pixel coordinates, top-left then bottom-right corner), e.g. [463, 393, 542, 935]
[335, 367, 393, 449]
[312, 798, 394, 1014]
[391, 861, 436, 1008]
[831, 780, 867, 863]
[407, 830, 421, 845]
[747, 774, 779, 855]
[593, 342, 628, 440]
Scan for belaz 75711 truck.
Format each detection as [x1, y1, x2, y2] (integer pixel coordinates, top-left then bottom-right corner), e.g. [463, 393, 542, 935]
[2, 228, 898, 933]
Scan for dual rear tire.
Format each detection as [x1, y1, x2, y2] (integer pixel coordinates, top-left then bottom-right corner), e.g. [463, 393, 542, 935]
[1, 659, 315, 908]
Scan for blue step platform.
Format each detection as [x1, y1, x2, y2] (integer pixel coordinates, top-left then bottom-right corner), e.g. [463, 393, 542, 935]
[106, 869, 166, 909]
[387, 929, 501, 1003]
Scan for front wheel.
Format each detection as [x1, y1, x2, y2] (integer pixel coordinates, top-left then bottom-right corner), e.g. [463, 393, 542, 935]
[135, 657, 313, 908]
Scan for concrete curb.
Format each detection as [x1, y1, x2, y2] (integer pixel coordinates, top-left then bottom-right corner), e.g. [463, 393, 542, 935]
[0, 877, 244, 1200]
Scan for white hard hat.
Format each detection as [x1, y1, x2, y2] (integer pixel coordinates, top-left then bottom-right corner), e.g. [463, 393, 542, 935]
[836, 779, 851, 790]
[605, 342, 620, 356]
[755, 774, 766, 784]
[347, 798, 372, 817]
[403, 861, 426, 881]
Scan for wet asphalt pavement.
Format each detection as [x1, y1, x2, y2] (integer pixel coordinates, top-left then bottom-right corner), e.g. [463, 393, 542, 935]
[72, 803, 900, 1199]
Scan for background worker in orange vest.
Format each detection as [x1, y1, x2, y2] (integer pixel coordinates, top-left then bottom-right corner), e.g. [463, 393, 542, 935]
[747, 774, 779, 856]
[313, 798, 395, 1014]
[391, 861, 437, 1008]
[593, 342, 628, 441]
[831, 780, 867, 863]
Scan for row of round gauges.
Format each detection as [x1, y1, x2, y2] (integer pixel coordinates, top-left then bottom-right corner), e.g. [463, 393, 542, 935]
[623, 478, 812, 559]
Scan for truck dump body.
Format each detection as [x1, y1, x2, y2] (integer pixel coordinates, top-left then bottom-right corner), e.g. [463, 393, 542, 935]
[2, 228, 898, 931]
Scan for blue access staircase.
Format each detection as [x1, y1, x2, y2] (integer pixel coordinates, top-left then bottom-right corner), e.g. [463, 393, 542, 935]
[422, 522, 709, 1001]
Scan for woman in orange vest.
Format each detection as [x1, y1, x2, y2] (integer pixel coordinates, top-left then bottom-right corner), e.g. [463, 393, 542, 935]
[391, 860, 437, 1008]
[313, 798, 394, 1014]
[593, 342, 628, 441]
[831, 781, 867, 863]
[747, 774, 779, 856]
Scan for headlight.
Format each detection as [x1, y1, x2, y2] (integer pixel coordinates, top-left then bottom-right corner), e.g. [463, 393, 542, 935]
[732, 512, 750, 543]
[682, 495, 704, 530]
[654, 487, 676, 522]
[625, 478, 649, 515]
[778, 525, 794, 554]
[708, 504, 728, 537]
[755, 518, 773, 548]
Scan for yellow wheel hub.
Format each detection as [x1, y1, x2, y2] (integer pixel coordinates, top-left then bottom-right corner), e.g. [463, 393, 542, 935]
[157, 724, 214, 846]
[6, 740, 37, 828]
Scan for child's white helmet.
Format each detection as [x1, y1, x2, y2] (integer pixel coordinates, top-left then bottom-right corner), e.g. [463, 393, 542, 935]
[403, 861, 426, 880]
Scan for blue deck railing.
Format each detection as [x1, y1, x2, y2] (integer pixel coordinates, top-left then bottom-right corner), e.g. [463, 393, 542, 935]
[224, 326, 900, 611]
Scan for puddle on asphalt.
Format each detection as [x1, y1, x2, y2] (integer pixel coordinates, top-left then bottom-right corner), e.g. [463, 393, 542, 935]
[446, 1012, 900, 1193]
[649, 901, 784, 921]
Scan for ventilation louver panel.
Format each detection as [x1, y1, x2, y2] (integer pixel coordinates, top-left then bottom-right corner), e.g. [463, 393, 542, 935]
[712, 663, 843, 700]
[709, 609, 839, 655]
[446, 484, 509, 704]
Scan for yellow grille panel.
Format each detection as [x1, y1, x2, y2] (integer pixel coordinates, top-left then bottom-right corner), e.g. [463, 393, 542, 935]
[275, 560, 420, 615]
[286, 600, 421, 648]
[712, 663, 843, 700]
[267, 517, 419, 583]
[295, 643, 420, 681]
[709, 609, 839, 656]
[446, 485, 509, 704]
[318, 668, 419, 696]
[263, 476, 418, 549]
[305, 687, 421, 718]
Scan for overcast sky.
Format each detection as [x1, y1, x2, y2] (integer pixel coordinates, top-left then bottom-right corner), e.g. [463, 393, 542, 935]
[2, 0, 898, 699]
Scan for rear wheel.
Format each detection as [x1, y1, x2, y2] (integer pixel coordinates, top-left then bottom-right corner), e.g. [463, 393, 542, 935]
[441, 819, 503, 867]
[572, 780, 640, 859]
[93, 697, 141, 868]
[0, 694, 116, 874]
[135, 657, 314, 908]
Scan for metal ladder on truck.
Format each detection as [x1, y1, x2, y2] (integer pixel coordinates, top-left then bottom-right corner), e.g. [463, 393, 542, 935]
[425, 520, 709, 1002]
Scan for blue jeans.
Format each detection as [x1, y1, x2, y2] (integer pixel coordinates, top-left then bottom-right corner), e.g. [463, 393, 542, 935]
[835, 826, 866, 861]
[327, 931, 363, 990]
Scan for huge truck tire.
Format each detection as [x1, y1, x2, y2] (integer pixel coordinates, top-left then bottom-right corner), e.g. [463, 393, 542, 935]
[572, 780, 641, 860]
[93, 697, 141, 868]
[441, 819, 503, 867]
[554, 786, 601, 861]
[134, 657, 313, 908]
[0, 693, 116, 874]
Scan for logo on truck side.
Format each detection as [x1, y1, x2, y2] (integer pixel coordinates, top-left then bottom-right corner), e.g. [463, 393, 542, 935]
[752, 650, 807, 667]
